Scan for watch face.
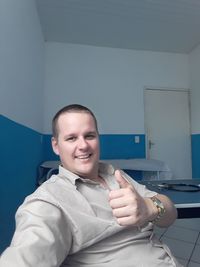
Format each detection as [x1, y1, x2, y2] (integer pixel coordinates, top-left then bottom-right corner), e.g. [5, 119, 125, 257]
[151, 197, 166, 222]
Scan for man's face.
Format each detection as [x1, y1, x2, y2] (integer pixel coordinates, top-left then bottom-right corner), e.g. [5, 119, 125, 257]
[52, 112, 100, 180]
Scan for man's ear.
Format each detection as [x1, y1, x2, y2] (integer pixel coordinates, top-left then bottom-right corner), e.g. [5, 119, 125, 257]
[51, 137, 59, 156]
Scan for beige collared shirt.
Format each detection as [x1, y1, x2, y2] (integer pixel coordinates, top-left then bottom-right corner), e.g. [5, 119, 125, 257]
[0, 163, 182, 267]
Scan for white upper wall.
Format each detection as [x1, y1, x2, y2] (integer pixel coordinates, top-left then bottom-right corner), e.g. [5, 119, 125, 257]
[44, 42, 189, 134]
[189, 44, 200, 134]
[0, 0, 45, 132]
[1, 0, 194, 135]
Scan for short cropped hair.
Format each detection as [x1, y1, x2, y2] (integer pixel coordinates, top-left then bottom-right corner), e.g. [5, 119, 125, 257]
[52, 104, 98, 138]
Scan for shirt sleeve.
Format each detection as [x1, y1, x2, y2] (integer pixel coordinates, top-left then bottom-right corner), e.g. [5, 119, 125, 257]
[0, 198, 72, 267]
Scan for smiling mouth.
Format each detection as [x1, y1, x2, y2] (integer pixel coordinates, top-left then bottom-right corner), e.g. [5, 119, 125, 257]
[76, 154, 92, 160]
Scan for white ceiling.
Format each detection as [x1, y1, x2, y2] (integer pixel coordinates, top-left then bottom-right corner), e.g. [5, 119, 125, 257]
[36, 0, 200, 53]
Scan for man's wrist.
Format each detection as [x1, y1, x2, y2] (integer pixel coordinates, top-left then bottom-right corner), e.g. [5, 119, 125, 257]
[150, 196, 166, 223]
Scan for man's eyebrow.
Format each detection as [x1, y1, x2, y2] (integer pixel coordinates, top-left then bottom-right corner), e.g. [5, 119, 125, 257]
[63, 131, 97, 137]
[85, 131, 98, 135]
[63, 133, 76, 138]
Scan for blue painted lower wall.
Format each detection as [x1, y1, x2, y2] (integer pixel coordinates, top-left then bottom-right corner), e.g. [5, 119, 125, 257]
[43, 134, 146, 160]
[100, 134, 145, 159]
[0, 115, 44, 252]
[191, 134, 200, 178]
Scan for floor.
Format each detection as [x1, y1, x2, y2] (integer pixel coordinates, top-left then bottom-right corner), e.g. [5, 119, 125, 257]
[154, 218, 200, 266]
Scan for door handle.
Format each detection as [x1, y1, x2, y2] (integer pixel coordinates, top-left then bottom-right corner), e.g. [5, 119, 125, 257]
[149, 140, 155, 149]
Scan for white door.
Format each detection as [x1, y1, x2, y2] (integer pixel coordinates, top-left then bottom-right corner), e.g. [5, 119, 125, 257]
[144, 89, 192, 179]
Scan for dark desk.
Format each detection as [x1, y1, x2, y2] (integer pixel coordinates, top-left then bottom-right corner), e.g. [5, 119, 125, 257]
[140, 179, 200, 219]
[37, 161, 60, 185]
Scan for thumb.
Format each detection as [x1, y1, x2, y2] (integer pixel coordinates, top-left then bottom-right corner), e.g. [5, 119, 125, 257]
[115, 169, 130, 188]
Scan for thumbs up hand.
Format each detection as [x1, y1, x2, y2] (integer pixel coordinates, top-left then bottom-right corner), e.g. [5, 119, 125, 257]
[109, 170, 153, 227]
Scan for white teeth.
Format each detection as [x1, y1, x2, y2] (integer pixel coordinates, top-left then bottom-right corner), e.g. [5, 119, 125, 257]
[77, 155, 90, 159]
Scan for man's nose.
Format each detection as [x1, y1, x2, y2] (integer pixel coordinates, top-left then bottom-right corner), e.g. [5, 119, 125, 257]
[78, 137, 88, 148]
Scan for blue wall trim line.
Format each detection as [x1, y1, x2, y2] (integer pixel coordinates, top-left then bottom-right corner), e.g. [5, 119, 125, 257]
[191, 134, 200, 178]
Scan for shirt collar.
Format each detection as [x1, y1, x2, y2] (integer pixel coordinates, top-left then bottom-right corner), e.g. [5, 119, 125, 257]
[58, 162, 116, 185]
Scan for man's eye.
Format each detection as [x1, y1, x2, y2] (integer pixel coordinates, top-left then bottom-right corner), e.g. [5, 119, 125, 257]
[86, 134, 96, 139]
[66, 137, 76, 141]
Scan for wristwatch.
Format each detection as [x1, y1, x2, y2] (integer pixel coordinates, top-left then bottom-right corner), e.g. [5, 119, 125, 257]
[150, 196, 166, 223]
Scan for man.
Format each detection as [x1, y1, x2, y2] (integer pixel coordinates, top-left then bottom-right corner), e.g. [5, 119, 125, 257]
[0, 104, 182, 266]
